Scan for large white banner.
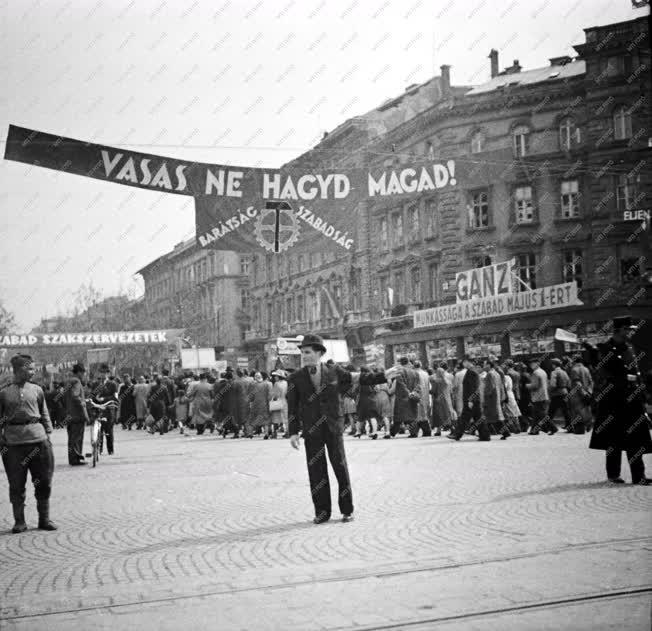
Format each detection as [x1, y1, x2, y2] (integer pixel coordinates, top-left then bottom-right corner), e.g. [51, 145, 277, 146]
[414, 282, 583, 329]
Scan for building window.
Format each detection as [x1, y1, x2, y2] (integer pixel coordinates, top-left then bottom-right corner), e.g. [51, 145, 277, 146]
[559, 118, 581, 151]
[513, 125, 530, 158]
[613, 105, 632, 140]
[514, 186, 535, 224]
[616, 175, 637, 210]
[428, 263, 439, 302]
[408, 205, 420, 242]
[379, 217, 389, 250]
[392, 212, 403, 248]
[468, 190, 489, 229]
[470, 130, 484, 154]
[561, 180, 580, 218]
[241, 289, 250, 311]
[515, 253, 537, 291]
[297, 254, 304, 272]
[426, 137, 440, 159]
[308, 292, 319, 323]
[471, 255, 492, 269]
[425, 199, 437, 238]
[350, 269, 361, 311]
[378, 275, 390, 309]
[601, 55, 630, 78]
[285, 297, 293, 323]
[563, 249, 583, 289]
[410, 267, 422, 303]
[296, 294, 305, 321]
[394, 271, 404, 304]
[265, 255, 272, 281]
[620, 257, 643, 283]
[332, 285, 342, 312]
[266, 303, 273, 331]
[240, 256, 250, 275]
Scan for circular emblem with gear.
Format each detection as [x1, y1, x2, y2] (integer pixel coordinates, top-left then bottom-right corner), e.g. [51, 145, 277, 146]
[254, 205, 300, 252]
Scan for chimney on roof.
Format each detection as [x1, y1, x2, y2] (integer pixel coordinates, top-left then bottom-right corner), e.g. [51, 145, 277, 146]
[440, 64, 451, 95]
[489, 49, 499, 78]
[549, 55, 572, 66]
[504, 59, 522, 75]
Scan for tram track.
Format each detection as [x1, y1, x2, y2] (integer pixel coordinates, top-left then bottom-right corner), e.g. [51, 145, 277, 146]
[2, 535, 650, 622]
[344, 588, 652, 630]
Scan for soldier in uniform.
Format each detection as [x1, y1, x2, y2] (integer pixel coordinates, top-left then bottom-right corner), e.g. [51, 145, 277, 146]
[287, 334, 394, 524]
[0, 354, 57, 533]
[583, 316, 651, 485]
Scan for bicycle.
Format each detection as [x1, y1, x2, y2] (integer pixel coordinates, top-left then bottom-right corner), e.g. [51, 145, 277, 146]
[87, 400, 118, 467]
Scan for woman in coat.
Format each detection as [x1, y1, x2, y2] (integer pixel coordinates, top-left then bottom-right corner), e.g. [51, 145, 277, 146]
[430, 365, 455, 436]
[132, 376, 150, 430]
[390, 358, 421, 437]
[188, 373, 214, 435]
[269, 370, 288, 439]
[147, 376, 170, 435]
[502, 367, 521, 434]
[250, 371, 273, 437]
[374, 368, 392, 436]
[356, 366, 379, 439]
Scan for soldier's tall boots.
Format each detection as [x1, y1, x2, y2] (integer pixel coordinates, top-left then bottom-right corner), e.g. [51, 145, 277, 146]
[11, 504, 27, 534]
[36, 499, 57, 531]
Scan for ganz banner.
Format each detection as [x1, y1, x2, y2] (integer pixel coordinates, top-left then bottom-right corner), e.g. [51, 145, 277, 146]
[5, 125, 462, 253]
[0, 329, 184, 347]
[414, 282, 583, 329]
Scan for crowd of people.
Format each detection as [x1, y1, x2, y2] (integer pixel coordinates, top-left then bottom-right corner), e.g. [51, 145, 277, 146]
[40, 350, 600, 453]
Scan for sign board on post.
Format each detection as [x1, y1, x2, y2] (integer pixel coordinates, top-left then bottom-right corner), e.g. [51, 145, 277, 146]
[180, 347, 219, 370]
[237, 356, 249, 369]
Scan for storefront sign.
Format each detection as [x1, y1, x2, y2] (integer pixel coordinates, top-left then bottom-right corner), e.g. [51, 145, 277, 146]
[414, 282, 582, 329]
[0, 329, 184, 347]
[455, 259, 515, 303]
[622, 209, 650, 222]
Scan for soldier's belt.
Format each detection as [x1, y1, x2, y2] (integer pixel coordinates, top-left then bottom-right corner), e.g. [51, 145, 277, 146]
[6, 417, 41, 426]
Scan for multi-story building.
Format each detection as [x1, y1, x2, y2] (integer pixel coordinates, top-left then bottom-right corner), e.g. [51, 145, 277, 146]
[364, 15, 651, 368]
[243, 15, 651, 371]
[136, 239, 251, 366]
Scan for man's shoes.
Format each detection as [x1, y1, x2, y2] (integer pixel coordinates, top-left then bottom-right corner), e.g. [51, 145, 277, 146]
[371, 433, 378, 440]
[528, 430, 539, 435]
[70, 460, 87, 466]
[313, 513, 330, 525]
[478, 437, 491, 441]
[632, 478, 652, 485]
[434, 429, 442, 436]
[341, 514, 354, 523]
[608, 477, 626, 484]
[447, 434, 460, 441]
[383, 434, 391, 439]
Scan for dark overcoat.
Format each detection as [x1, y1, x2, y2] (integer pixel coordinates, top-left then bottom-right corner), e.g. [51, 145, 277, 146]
[287, 365, 386, 436]
[586, 339, 651, 453]
[392, 366, 421, 424]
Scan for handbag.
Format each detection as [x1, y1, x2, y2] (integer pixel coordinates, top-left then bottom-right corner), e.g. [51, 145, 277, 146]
[269, 398, 283, 412]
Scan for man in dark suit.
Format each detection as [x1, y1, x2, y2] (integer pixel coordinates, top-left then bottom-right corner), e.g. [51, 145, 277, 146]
[287, 334, 391, 524]
[64, 363, 90, 465]
[448, 355, 488, 441]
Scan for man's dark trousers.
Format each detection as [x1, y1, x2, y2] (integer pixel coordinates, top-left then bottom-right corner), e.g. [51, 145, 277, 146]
[548, 394, 571, 428]
[2, 440, 54, 505]
[452, 406, 489, 440]
[67, 420, 85, 464]
[100, 419, 114, 454]
[303, 420, 353, 518]
[606, 447, 646, 482]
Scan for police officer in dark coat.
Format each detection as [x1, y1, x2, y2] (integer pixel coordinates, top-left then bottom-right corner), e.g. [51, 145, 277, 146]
[287, 334, 391, 524]
[583, 316, 651, 485]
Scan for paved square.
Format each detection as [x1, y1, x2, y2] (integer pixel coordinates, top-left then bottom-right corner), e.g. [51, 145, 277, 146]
[1, 428, 650, 630]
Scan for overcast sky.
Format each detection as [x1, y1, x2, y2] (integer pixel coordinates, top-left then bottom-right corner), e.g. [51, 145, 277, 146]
[0, 0, 645, 330]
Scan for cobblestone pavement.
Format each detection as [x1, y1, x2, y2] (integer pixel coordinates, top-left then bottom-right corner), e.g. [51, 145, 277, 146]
[1, 427, 650, 630]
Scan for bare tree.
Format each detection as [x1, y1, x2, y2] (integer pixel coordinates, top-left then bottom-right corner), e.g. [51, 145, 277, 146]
[0, 300, 16, 335]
